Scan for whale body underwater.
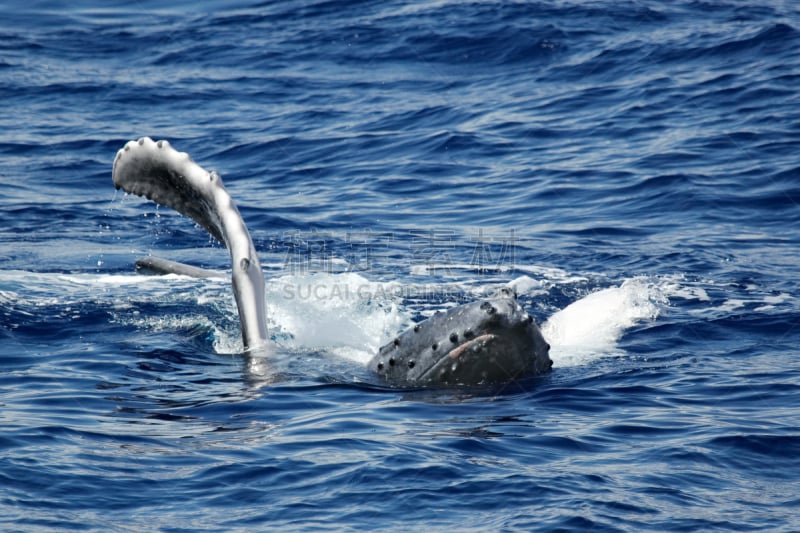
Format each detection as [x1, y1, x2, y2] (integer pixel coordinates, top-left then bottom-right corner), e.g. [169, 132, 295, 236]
[112, 137, 552, 387]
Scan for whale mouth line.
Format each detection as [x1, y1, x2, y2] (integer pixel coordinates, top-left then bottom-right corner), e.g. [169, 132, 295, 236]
[411, 333, 499, 384]
[448, 333, 497, 360]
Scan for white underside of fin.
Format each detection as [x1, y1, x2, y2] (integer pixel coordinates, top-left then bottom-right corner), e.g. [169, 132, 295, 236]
[113, 137, 269, 350]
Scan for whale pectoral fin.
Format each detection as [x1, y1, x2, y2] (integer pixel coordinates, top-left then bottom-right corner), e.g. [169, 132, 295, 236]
[113, 137, 226, 242]
[135, 256, 225, 279]
[113, 137, 269, 350]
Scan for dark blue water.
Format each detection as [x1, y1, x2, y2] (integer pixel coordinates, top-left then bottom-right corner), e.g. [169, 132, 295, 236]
[2, 1, 800, 530]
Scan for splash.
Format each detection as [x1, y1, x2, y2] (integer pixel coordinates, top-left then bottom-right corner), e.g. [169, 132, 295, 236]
[265, 272, 410, 364]
[263, 272, 668, 371]
[1, 269, 676, 371]
[541, 278, 663, 367]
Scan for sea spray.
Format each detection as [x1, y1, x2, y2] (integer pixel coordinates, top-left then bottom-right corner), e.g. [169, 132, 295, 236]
[543, 278, 664, 367]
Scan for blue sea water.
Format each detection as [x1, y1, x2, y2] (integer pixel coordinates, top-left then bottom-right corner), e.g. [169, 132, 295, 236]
[2, 0, 800, 530]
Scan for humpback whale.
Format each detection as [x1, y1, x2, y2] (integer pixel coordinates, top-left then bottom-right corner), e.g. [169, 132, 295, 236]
[112, 137, 552, 387]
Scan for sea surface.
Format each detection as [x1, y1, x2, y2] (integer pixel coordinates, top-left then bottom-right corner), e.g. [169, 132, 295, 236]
[2, 1, 799, 531]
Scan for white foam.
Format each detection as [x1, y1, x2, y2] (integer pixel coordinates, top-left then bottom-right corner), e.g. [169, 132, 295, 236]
[18, 268, 794, 373]
[265, 272, 410, 364]
[514, 265, 589, 284]
[542, 278, 663, 367]
[409, 262, 515, 276]
[658, 274, 710, 302]
[263, 271, 671, 370]
[507, 275, 548, 296]
[754, 292, 792, 312]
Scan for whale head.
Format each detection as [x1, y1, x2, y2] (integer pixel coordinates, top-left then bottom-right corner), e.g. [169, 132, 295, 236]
[371, 288, 552, 387]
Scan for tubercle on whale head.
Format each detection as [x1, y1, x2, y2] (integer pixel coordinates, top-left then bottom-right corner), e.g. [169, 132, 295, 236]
[370, 292, 551, 388]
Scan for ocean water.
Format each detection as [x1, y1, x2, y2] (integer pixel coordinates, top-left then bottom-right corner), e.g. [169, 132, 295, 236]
[2, 0, 800, 530]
